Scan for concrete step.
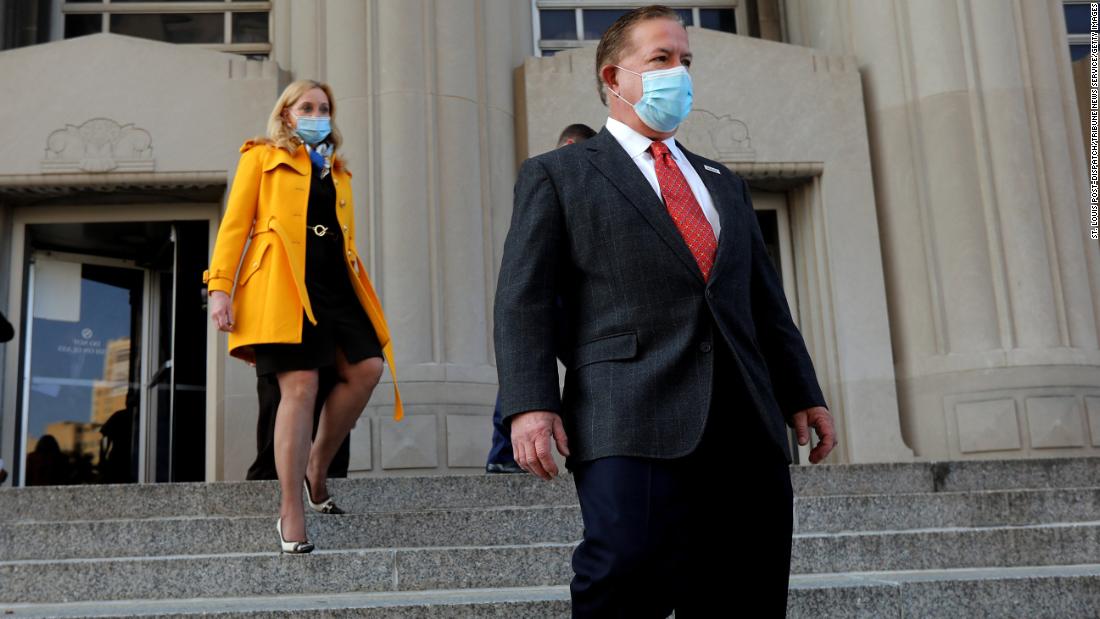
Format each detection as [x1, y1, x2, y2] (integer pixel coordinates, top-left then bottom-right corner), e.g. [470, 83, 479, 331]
[0, 587, 574, 618]
[788, 564, 1100, 618]
[3, 565, 1100, 618]
[0, 506, 584, 561]
[790, 456, 1100, 496]
[9, 484, 1100, 561]
[0, 544, 578, 604]
[0, 475, 578, 524]
[5, 456, 1100, 524]
[5, 521, 1100, 603]
[792, 521, 1100, 574]
[795, 486, 1100, 533]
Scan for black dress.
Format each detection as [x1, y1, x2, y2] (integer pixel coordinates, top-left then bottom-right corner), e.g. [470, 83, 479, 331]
[253, 161, 383, 377]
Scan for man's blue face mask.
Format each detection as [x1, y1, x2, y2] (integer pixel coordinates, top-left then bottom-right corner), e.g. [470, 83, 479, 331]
[292, 112, 331, 145]
[609, 64, 693, 133]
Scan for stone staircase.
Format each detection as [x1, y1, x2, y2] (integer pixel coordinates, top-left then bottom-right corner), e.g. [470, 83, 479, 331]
[2, 457, 1100, 617]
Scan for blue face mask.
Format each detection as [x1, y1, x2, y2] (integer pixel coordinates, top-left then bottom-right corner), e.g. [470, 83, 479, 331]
[610, 65, 693, 132]
[291, 113, 331, 145]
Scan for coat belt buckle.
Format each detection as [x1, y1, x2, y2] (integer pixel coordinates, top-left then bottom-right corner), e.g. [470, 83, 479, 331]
[310, 224, 329, 237]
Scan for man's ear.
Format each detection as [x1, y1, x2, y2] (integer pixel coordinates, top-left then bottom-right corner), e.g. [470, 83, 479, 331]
[601, 64, 619, 95]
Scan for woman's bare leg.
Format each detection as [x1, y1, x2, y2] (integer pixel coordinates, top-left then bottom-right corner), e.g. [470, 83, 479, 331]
[305, 352, 383, 501]
[274, 369, 319, 541]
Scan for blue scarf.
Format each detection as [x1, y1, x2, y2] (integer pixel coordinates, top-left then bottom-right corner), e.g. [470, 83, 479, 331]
[306, 142, 333, 177]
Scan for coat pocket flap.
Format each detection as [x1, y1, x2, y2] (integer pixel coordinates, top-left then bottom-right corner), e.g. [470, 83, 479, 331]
[572, 331, 638, 369]
[238, 242, 271, 287]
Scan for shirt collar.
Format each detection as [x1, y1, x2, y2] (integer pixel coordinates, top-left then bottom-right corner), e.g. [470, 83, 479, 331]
[604, 117, 685, 163]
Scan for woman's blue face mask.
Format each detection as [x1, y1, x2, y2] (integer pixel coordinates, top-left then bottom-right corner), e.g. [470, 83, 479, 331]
[609, 64, 694, 133]
[291, 112, 331, 145]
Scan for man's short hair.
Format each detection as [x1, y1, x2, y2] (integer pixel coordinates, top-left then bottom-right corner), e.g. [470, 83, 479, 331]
[557, 123, 597, 147]
[595, 5, 684, 106]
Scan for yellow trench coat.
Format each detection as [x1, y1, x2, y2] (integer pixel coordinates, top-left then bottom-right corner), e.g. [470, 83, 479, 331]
[204, 139, 403, 421]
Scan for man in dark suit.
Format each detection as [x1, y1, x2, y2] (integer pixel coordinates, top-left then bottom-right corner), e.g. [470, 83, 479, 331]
[494, 6, 837, 616]
[487, 123, 599, 475]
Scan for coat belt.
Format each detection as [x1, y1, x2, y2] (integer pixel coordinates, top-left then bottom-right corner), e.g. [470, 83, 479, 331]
[254, 217, 404, 421]
[263, 216, 318, 327]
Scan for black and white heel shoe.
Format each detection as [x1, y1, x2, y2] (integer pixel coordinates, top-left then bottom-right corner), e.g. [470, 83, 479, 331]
[304, 478, 345, 515]
[276, 517, 314, 554]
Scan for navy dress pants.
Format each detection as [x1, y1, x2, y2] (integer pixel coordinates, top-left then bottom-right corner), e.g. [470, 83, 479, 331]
[569, 338, 794, 617]
[486, 393, 517, 467]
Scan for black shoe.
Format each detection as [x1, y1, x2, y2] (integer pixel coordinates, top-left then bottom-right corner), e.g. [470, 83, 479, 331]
[486, 461, 525, 474]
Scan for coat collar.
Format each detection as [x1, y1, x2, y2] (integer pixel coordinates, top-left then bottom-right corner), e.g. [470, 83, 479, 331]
[261, 143, 310, 176]
[243, 140, 352, 178]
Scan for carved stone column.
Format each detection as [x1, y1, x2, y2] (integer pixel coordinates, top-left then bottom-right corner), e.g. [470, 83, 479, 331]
[785, 0, 1100, 459]
[284, 0, 532, 474]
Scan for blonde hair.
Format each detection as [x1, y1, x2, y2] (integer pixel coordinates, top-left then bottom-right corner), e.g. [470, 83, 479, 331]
[257, 80, 346, 165]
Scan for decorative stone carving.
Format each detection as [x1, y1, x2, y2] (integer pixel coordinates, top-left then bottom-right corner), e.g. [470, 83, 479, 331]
[42, 118, 154, 173]
[678, 110, 756, 161]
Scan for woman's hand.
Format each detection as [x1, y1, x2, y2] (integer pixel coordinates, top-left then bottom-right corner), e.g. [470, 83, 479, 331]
[210, 290, 234, 332]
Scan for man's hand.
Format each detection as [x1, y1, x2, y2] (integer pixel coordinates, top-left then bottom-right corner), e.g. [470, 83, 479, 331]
[510, 410, 571, 480]
[790, 406, 837, 464]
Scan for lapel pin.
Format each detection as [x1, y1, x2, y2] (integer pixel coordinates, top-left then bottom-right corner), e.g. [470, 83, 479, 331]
[703, 164, 722, 175]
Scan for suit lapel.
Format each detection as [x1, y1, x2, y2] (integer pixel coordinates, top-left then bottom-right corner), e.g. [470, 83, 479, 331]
[586, 128, 705, 284]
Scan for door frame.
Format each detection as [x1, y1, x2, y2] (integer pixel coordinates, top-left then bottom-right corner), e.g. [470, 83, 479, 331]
[751, 190, 809, 464]
[2, 204, 221, 485]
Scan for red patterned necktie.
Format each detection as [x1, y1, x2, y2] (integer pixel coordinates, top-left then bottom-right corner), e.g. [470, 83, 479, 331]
[649, 141, 717, 281]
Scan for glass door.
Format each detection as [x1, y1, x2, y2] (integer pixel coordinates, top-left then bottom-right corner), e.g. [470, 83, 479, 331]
[20, 253, 146, 485]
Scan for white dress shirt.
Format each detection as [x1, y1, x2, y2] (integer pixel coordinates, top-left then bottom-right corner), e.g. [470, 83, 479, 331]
[604, 117, 721, 240]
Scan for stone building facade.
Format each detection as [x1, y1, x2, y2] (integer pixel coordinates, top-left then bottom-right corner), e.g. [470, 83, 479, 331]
[0, 0, 1096, 484]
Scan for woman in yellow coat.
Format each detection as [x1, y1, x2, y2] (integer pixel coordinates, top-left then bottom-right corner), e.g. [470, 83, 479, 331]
[205, 80, 402, 553]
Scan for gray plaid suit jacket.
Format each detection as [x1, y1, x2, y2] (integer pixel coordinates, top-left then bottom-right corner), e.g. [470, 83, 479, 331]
[494, 127, 827, 466]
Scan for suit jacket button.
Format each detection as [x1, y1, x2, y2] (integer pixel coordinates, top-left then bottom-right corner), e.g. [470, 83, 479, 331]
[340, 199, 346, 207]
[705, 289, 713, 299]
[699, 342, 712, 353]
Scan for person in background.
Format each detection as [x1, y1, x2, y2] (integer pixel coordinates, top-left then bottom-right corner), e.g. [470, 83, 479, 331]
[485, 123, 595, 475]
[557, 123, 597, 147]
[1, 313, 11, 485]
[0, 311, 12, 343]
